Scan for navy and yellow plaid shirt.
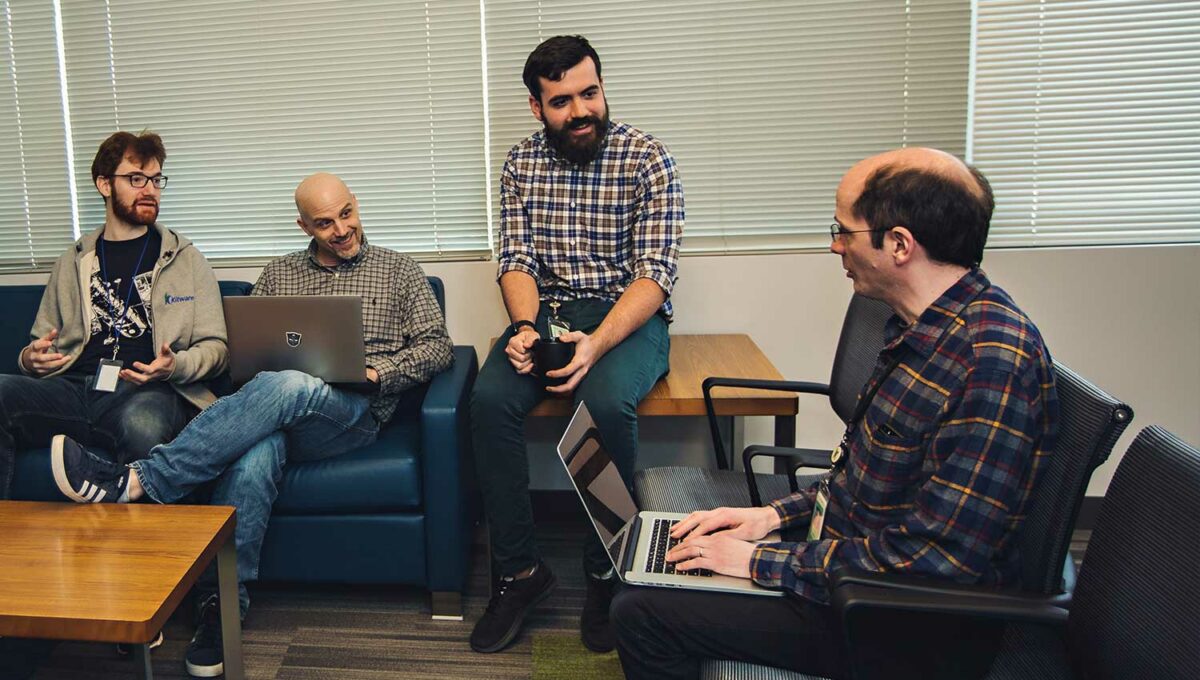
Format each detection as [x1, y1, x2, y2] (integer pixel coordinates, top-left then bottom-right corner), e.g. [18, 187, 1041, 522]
[750, 269, 1059, 603]
[497, 121, 684, 318]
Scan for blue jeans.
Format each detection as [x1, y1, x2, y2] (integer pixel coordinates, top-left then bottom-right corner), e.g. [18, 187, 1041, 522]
[471, 299, 670, 577]
[0, 372, 193, 499]
[131, 370, 379, 615]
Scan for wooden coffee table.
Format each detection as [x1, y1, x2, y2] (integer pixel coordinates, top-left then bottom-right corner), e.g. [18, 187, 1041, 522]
[0, 501, 244, 679]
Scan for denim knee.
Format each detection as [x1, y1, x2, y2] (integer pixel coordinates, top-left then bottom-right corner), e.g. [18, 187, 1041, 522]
[246, 370, 327, 410]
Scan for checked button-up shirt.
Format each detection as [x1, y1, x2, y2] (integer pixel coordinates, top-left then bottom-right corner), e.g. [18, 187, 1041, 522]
[252, 239, 453, 424]
[750, 269, 1059, 604]
[497, 121, 684, 318]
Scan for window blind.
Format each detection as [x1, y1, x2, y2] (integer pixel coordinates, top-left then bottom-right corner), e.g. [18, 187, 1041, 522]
[971, 0, 1200, 247]
[484, 0, 971, 254]
[59, 0, 491, 264]
[0, 0, 73, 272]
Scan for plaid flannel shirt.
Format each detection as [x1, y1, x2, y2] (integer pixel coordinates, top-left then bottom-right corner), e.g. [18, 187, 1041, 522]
[750, 269, 1059, 603]
[497, 121, 684, 318]
[252, 239, 453, 423]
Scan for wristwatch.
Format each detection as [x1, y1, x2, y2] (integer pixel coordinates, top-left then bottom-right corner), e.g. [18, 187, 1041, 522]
[510, 319, 537, 336]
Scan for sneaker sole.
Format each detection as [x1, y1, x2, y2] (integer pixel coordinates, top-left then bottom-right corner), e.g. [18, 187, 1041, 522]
[470, 572, 559, 654]
[185, 659, 224, 677]
[50, 435, 88, 503]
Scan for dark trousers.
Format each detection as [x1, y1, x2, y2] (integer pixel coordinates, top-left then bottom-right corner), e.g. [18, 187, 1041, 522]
[470, 298, 670, 577]
[0, 372, 194, 499]
[611, 586, 847, 680]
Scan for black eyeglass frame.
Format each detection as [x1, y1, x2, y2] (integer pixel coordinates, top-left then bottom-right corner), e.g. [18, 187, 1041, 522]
[829, 221, 889, 242]
[107, 173, 169, 189]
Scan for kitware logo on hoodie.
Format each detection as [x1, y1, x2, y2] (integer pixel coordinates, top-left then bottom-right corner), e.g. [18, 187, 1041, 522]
[164, 294, 195, 305]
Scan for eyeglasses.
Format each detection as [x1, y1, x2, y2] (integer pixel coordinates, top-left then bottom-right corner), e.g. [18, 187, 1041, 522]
[829, 222, 888, 242]
[109, 173, 168, 189]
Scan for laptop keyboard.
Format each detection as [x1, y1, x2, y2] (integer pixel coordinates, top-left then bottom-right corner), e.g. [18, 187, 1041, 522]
[645, 518, 713, 577]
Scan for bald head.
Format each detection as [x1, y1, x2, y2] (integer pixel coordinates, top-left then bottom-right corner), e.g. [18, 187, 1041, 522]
[295, 172, 351, 220]
[837, 147, 992, 268]
[294, 172, 364, 266]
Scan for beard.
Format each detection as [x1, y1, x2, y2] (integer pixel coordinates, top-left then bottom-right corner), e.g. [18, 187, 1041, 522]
[544, 105, 610, 166]
[111, 193, 159, 227]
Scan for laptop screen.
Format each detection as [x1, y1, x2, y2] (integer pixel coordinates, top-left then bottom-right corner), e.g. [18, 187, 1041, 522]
[557, 403, 639, 564]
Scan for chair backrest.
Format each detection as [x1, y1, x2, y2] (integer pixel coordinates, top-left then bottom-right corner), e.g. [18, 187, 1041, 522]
[828, 294, 894, 422]
[1067, 426, 1200, 679]
[1017, 362, 1132, 594]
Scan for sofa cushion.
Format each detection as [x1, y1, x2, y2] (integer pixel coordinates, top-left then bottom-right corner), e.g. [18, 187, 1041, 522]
[272, 414, 422, 515]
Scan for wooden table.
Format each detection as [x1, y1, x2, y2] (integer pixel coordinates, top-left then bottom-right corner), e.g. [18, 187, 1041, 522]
[0, 501, 244, 679]
[524, 334, 799, 456]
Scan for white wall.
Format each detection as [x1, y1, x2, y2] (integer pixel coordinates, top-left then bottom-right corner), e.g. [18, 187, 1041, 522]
[8, 244, 1196, 495]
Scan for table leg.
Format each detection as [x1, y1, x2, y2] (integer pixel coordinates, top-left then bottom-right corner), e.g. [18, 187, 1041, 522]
[217, 539, 245, 680]
[730, 416, 744, 470]
[773, 415, 796, 474]
[134, 641, 153, 679]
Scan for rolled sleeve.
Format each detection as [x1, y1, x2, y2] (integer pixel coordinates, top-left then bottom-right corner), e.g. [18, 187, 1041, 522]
[497, 155, 541, 281]
[631, 144, 683, 297]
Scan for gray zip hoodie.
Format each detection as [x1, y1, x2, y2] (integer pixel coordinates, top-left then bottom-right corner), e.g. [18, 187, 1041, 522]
[20, 223, 228, 410]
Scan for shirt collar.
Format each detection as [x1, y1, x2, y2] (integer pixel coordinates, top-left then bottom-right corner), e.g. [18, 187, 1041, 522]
[536, 120, 615, 168]
[884, 268, 991, 358]
[306, 236, 370, 271]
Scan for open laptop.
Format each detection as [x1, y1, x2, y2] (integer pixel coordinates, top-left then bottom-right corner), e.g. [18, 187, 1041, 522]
[556, 402, 783, 597]
[223, 296, 367, 385]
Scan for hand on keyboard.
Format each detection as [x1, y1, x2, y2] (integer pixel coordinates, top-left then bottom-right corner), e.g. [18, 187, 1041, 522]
[667, 531, 758, 580]
[669, 506, 782, 543]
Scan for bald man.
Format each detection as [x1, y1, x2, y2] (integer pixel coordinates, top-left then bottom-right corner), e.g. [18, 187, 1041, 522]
[49, 173, 453, 678]
[611, 149, 1059, 680]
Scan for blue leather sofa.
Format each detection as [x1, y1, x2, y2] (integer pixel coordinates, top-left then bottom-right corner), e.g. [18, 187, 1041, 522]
[2, 278, 478, 618]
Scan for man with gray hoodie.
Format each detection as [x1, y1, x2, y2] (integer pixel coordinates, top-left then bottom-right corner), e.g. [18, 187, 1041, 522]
[0, 130, 226, 501]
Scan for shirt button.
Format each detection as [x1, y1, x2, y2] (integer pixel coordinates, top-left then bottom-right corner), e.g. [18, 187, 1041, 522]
[570, 201, 577, 208]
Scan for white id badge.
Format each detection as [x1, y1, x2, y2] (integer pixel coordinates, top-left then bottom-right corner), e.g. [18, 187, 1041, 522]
[93, 359, 123, 392]
[807, 481, 830, 541]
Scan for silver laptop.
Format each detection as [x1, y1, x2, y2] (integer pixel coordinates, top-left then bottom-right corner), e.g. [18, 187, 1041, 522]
[557, 402, 784, 597]
[223, 296, 367, 385]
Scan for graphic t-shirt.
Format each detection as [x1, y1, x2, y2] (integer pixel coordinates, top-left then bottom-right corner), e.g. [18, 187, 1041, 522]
[70, 229, 161, 376]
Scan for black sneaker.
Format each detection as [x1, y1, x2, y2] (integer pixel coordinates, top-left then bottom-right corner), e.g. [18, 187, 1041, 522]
[469, 560, 557, 653]
[116, 630, 164, 658]
[580, 572, 618, 653]
[50, 435, 128, 503]
[184, 594, 223, 678]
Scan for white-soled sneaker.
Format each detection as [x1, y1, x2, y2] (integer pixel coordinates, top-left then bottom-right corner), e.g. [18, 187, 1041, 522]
[50, 434, 129, 503]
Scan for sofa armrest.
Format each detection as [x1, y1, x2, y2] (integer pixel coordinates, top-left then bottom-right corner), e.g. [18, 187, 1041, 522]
[420, 345, 479, 594]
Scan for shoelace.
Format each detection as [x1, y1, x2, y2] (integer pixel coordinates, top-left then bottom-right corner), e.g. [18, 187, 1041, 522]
[483, 578, 518, 616]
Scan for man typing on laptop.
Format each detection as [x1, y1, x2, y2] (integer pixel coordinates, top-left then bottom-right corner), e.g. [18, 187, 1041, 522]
[49, 172, 453, 678]
[610, 149, 1058, 680]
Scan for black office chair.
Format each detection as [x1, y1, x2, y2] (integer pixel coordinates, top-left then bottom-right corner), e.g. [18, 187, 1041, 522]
[688, 359, 1133, 680]
[634, 293, 894, 512]
[831, 425, 1200, 680]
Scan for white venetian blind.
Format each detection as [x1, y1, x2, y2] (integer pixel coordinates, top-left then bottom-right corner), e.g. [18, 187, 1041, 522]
[971, 0, 1200, 247]
[0, 0, 73, 272]
[59, 0, 490, 263]
[484, 0, 971, 254]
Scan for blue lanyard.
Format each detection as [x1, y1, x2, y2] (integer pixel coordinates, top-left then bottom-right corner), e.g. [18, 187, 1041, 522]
[97, 231, 152, 359]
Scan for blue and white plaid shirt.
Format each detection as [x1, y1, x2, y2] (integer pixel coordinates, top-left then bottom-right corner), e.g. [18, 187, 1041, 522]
[497, 121, 684, 318]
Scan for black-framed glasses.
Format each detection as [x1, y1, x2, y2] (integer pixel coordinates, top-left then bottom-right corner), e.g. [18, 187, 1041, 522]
[830, 222, 888, 242]
[109, 173, 168, 189]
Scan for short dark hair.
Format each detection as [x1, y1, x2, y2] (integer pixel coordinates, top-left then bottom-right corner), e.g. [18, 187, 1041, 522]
[523, 35, 601, 101]
[852, 164, 994, 268]
[90, 131, 166, 188]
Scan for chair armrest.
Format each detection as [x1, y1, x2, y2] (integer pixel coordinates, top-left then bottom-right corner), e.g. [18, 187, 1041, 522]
[832, 580, 1070, 628]
[830, 565, 1073, 608]
[420, 345, 479, 594]
[703, 376, 830, 470]
[742, 444, 833, 506]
